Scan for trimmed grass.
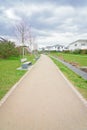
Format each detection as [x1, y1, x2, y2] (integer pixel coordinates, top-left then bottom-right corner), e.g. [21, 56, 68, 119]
[0, 54, 36, 100]
[51, 52, 87, 67]
[51, 57, 87, 100]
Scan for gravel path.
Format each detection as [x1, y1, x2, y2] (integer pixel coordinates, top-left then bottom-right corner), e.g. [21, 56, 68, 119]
[0, 55, 87, 130]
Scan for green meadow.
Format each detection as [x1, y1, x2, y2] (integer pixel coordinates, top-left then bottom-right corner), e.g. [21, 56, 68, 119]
[51, 52, 87, 66]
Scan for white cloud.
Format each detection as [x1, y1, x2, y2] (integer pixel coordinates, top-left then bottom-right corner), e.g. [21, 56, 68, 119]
[0, 1, 87, 47]
[54, 6, 75, 17]
[4, 8, 21, 21]
[10, 3, 53, 17]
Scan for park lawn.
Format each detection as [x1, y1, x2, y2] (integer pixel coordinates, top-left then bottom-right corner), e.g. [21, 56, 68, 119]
[0, 54, 36, 100]
[51, 52, 87, 67]
[51, 57, 87, 100]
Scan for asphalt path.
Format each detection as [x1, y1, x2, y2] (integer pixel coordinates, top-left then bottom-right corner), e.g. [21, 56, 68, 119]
[0, 55, 87, 130]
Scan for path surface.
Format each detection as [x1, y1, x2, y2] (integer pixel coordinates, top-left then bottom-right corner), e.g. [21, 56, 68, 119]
[0, 55, 87, 130]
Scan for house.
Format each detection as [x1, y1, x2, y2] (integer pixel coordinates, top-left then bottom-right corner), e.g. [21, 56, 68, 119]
[67, 40, 87, 51]
[45, 46, 56, 51]
[44, 44, 64, 51]
[54, 44, 64, 51]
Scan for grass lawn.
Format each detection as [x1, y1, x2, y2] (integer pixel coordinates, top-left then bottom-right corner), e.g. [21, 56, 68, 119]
[51, 57, 87, 100]
[0, 54, 36, 100]
[51, 52, 87, 67]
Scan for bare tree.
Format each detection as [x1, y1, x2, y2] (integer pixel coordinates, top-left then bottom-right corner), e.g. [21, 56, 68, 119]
[15, 20, 33, 58]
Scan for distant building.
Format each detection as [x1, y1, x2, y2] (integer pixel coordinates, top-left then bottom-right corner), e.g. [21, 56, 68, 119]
[54, 44, 64, 51]
[67, 40, 87, 51]
[44, 44, 64, 51]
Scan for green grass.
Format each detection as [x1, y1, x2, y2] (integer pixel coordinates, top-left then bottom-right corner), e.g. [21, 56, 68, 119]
[51, 57, 87, 100]
[0, 54, 36, 100]
[51, 52, 87, 67]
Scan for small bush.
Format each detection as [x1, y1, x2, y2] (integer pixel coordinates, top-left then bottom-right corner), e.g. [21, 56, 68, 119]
[0, 38, 20, 59]
[63, 50, 71, 53]
[63, 49, 87, 55]
[81, 49, 87, 54]
[72, 49, 81, 54]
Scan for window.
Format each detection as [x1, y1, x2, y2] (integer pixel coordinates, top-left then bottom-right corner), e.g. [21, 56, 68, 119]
[75, 44, 77, 46]
[81, 43, 85, 46]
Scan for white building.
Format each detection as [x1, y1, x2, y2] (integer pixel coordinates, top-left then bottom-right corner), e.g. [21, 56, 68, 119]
[67, 40, 87, 51]
[44, 44, 64, 51]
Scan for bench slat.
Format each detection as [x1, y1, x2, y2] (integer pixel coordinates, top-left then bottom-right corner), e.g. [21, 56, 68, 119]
[22, 61, 32, 69]
[21, 58, 27, 62]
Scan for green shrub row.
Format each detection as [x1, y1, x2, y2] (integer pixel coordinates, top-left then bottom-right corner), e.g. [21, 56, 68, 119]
[0, 39, 20, 59]
[64, 49, 87, 54]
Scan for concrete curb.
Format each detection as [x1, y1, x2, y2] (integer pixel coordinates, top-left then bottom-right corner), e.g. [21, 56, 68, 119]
[54, 60, 87, 108]
[0, 58, 41, 107]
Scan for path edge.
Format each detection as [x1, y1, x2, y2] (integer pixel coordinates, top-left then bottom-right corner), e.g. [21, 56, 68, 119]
[0, 58, 40, 107]
[51, 56, 87, 108]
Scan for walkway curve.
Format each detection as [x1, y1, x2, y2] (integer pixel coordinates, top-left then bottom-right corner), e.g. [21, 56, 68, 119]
[0, 55, 87, 130]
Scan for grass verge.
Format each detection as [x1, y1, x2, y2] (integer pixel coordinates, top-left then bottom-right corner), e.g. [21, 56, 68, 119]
[50, 52, 87, 67]
[51, 57, 87, 100]
[0, 54, 36, 100]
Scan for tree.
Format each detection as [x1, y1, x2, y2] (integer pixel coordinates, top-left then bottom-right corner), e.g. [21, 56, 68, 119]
[15, 20, 33, 57]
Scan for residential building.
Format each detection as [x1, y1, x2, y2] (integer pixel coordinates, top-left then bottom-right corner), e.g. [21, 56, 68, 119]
[67, 40, 87, 51]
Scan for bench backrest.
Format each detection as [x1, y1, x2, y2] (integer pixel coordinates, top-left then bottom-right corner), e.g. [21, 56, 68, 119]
[21, 58, 27, 62]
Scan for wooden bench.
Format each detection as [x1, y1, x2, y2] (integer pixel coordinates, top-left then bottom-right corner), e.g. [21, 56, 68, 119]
[21, 58, 32, 69]
[21, 58, 27, 63]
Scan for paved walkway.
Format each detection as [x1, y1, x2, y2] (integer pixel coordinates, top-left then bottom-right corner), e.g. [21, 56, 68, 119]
[0, 55, 87, 130]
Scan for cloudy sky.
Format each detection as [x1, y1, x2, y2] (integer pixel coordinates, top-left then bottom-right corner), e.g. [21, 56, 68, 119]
[0, 0, 87, 47]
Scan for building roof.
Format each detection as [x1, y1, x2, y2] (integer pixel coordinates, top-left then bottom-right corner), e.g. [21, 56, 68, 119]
[68, 39, 87, 47]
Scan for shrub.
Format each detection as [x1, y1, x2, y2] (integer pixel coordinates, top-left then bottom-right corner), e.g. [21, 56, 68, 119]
[0, 38, 20, 59]
[72, 49, 87, 54]
[72, 49, 81, 54]
[81, 49, 87, 54]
